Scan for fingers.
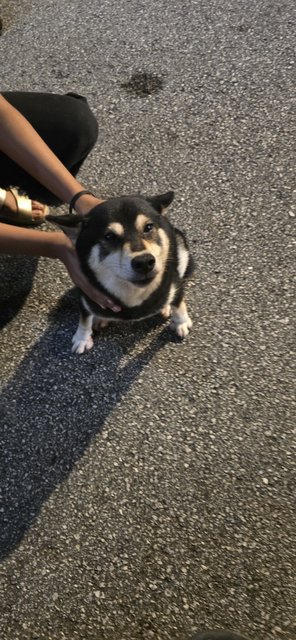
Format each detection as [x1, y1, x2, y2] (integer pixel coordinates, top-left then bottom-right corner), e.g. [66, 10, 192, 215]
[61, 242, 121, 312]
[88, 286, 121, 312]
[80, 278, 121, 312]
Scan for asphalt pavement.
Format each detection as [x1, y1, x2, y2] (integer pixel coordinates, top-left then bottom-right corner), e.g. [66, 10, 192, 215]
[0, 1, 295, 639]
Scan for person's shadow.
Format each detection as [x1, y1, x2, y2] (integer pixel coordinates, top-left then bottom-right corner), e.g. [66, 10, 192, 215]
[0, 255, 38, 329]
[0, 271, 173, 560]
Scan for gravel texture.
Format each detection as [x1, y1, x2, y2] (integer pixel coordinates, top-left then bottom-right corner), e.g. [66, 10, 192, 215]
[0, 1, 295, 639]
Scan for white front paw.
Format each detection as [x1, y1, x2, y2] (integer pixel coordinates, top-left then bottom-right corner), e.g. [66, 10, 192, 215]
[170, 316, 192, 338]
[71, 333, 94, 354]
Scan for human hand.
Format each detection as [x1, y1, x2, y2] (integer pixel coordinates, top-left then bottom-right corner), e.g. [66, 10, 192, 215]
[59, 236, 121, 311]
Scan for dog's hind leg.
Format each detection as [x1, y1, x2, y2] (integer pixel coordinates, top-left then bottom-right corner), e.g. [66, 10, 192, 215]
[160, 304, 171, 320]
[93, 317, 110, 331]
[72, 305, 94, 354]
[170, 298, 192, 338]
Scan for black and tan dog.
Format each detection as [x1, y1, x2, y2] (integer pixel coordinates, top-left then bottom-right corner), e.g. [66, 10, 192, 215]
[48, 191, 193, 354]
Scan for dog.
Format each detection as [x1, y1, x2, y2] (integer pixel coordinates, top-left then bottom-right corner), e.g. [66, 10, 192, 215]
[47, 191, 193, 354]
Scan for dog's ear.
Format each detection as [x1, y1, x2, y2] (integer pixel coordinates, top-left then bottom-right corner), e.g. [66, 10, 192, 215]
[46, 214, 86, 243]
[146, 191, 175, 215]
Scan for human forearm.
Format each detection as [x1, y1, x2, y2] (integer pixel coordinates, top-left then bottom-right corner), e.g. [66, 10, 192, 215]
[0, 95, 102, 214]
[0, 221, 65, 259]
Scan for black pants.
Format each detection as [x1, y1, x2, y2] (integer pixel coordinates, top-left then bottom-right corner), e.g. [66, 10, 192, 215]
[0, 91, 98, 204]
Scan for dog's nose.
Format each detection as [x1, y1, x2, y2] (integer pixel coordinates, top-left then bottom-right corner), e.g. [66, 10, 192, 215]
[132, 253, 156, 274]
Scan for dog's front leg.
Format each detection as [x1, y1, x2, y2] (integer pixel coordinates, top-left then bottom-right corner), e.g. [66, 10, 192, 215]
[72, 307, 94, 354]
[170, 299, 192, 338]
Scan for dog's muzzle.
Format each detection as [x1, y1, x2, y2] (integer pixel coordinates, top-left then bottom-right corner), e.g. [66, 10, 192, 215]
[131, 253, 156, 284]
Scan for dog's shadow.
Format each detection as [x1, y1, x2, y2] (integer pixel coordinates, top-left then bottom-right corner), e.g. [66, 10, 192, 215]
[0, 287, 173, 560]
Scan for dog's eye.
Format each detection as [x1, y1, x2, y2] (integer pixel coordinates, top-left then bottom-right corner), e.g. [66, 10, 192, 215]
[143, 222, 154, 234]
[104, 231, 116, 242]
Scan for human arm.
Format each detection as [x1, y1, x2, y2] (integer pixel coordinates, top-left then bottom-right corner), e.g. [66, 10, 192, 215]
[0, 93, 99, 215]
[0, 94, 121, 309]
[0, 222, 120, 310]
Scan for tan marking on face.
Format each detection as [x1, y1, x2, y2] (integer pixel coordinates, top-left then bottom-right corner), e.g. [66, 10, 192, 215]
[135, 213, 150, 232]
[122, 241, 134, 258]
[120, 238, 155, 259]
[157, 228, 170, 264]
[142, 238, 154, 252]
[121, 239, 156, 261]
[108, 222, 125, 236]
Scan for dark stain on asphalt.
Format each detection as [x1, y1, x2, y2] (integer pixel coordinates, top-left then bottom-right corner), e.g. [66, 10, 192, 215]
[121, 72, 164, 97]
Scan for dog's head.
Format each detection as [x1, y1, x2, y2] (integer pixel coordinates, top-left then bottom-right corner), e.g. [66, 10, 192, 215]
[48, 192, 175, 302]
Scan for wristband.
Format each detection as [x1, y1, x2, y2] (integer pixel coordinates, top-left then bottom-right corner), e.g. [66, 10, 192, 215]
[69, 190, 95, 214]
